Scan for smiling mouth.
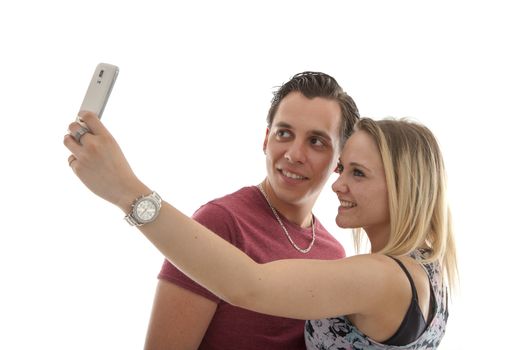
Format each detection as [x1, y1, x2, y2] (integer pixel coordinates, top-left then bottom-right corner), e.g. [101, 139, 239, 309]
[279, 168, 308, 180]
[340, 200, 357, 208]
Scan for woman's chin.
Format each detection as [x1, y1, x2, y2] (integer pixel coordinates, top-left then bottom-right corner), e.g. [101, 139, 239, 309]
[335, 217, 355, 229]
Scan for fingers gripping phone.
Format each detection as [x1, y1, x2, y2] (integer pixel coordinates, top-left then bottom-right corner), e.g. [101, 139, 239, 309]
[76, 63, 119, 126]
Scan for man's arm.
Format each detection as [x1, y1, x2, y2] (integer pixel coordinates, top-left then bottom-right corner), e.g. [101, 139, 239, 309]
[144, 279, 218, 350]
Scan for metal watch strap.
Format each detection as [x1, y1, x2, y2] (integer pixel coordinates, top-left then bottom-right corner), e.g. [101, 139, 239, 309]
[124, 191, 162, 226]
[124, 214, 141, 226]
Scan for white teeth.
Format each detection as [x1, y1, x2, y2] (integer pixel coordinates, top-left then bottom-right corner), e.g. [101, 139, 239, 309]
[282, 170, 306, 180]
[340, 200, 357, 208]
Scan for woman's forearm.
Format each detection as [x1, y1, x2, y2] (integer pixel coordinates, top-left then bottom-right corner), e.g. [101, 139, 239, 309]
[127, 195, 260, 305]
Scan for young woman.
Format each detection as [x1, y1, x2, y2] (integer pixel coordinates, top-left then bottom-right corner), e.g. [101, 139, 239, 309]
[65, 113, 457, 349]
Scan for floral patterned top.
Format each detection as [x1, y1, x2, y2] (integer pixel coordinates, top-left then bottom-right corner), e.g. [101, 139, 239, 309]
[304, 250, 448, 350]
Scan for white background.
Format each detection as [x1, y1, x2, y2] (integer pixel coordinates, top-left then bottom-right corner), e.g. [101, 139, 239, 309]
[1, 1, 524, 349]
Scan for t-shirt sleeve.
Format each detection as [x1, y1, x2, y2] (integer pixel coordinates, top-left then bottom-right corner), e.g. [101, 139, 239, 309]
[157, 202, 238, 303]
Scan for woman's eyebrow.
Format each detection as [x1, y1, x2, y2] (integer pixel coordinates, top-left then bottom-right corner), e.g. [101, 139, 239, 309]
[348, 161, 371, 172]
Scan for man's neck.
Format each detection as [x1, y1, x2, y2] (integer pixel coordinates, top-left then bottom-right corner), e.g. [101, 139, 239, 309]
[259, 180, 316, 228]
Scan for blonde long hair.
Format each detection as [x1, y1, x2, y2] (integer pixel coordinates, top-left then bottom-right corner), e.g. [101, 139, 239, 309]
[354, 118, 458, 292]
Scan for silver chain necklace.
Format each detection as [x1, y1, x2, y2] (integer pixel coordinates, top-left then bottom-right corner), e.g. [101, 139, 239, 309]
[257, 184, 316, 254]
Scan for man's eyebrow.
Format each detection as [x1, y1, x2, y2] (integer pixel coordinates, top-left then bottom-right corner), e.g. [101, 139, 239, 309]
[274, 121, 292, 128]
[273, 121, 334, 144]
[311, 130, 333, 142]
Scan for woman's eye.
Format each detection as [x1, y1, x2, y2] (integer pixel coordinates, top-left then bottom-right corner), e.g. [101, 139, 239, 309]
[336, 162, 344, 174]
[352, 169, 365, 177]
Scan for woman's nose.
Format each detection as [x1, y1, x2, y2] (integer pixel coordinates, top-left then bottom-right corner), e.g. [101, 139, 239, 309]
[332, 174, 345, 193]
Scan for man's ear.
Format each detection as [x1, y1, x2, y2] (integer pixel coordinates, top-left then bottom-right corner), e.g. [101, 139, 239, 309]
[263, 128, 269, 154]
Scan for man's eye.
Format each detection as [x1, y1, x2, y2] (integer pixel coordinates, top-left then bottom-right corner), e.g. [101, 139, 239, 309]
[310, 137, 324, 146]
[276, 130, 291, 138]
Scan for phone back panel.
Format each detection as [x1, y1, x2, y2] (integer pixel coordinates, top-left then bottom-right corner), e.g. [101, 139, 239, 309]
[79, 63, 119, 118]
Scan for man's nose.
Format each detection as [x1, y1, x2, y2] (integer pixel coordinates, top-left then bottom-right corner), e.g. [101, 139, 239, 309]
[284, 141, 306, 164]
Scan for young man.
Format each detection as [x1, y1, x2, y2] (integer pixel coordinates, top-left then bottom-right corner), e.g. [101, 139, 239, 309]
[144, 72, 360, 350]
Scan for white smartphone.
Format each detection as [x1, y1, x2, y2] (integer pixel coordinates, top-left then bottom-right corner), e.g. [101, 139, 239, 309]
[77, 63, 119, 122]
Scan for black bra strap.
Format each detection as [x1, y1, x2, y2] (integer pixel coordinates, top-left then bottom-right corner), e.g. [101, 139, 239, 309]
[387, 256, 419, 302]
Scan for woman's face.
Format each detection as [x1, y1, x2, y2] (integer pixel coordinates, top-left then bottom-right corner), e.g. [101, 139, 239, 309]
[331, 130, 390, 235]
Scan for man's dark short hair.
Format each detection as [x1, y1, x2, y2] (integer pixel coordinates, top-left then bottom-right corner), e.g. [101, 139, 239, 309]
[267, 71, 360, 149]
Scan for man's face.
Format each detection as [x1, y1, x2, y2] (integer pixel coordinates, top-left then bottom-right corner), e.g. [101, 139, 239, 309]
[263, 91, 342, 209]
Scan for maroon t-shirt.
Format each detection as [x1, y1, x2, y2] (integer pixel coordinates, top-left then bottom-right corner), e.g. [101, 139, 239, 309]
[158, 186, 345, 350]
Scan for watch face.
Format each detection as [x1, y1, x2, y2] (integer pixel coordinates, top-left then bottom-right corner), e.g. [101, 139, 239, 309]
[135, 199, 158, 222]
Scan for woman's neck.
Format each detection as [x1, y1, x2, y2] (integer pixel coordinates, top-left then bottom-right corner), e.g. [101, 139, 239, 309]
[364, 225, 390, 253]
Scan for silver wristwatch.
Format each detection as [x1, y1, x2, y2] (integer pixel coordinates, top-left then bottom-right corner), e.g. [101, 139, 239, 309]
[124, 192, 162, 226]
